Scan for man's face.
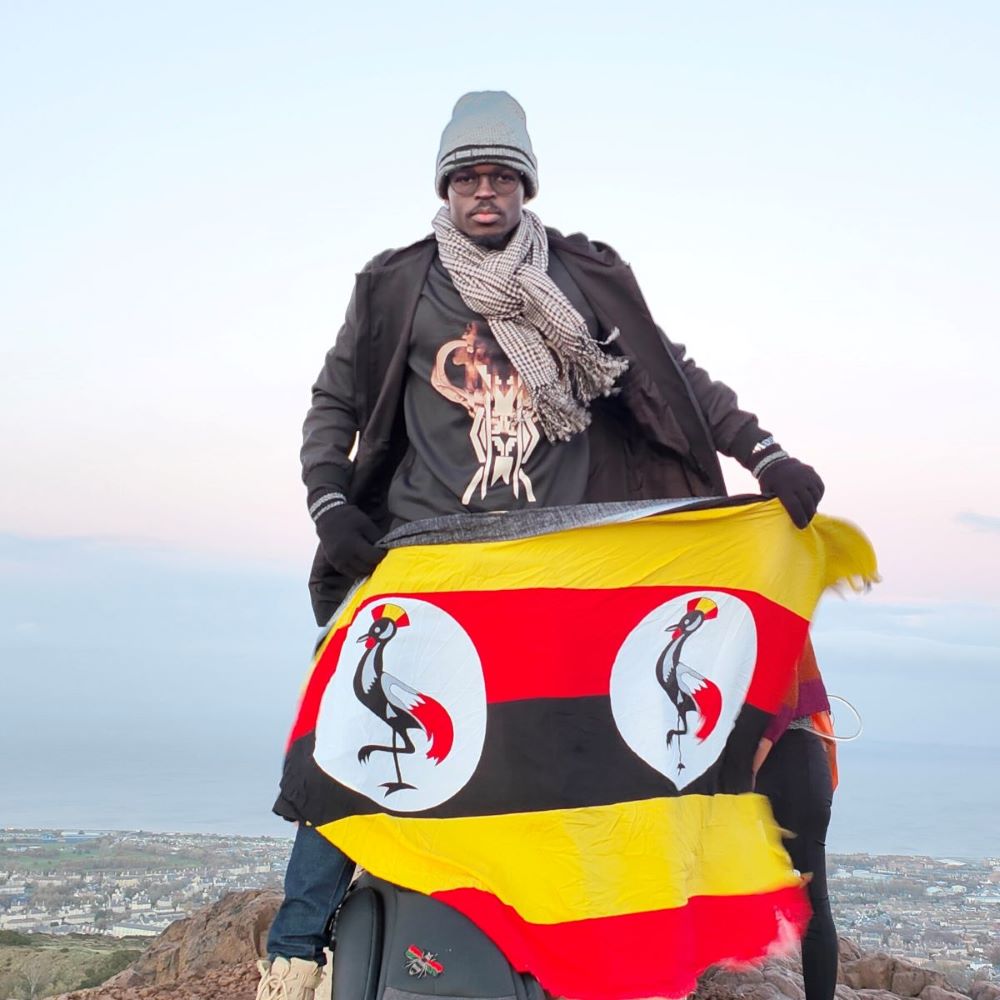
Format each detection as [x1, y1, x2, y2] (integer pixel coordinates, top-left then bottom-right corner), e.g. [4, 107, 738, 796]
[445, 163, 524, 247]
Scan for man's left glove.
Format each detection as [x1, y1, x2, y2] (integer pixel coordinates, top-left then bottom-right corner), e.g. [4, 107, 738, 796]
[756, 453, 825, 529]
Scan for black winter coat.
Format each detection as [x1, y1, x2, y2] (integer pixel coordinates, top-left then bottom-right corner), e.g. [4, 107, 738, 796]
[302, 229, 765, 624]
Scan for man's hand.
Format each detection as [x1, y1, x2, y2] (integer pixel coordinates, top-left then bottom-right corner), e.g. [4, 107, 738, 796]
[758, 457, 824, 529]
[314, 503, 385, 579]
[751, 737, 774, 789]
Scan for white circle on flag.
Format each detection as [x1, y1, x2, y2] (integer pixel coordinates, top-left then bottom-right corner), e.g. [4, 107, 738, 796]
[609, 590, 756, 790]
[313, 596, 487, 812]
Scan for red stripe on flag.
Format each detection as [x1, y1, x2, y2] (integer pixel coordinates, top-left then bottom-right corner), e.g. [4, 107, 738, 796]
[287, 627, 348, 748]
[433, 885, 810, 1000]
[289, 587, 807, 744]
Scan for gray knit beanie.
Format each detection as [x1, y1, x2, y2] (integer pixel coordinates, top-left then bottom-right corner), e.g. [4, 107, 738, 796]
[436, 91, 538, 200]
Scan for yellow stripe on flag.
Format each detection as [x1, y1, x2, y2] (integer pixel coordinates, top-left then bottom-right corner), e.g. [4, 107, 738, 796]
[317, 792, 799, 924]
[323, 501, 876, 643]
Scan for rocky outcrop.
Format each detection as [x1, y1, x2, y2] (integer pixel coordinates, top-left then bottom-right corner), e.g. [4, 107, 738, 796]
[50, 962, 262, 1000]
[51, 891, 992, 1000]
[695, 938, 984, 1000]
[840, 951, 965, 1000]
[120, 889, 281, 986]
[51, 890, 282, 1000]
[970, 985, 1000, 1000]
[692, 938, 982, 1000]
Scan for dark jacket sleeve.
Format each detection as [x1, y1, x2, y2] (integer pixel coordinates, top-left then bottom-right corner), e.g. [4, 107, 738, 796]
[300, 252, 397, 507]
[660, 331, 770, 469]
[301, 285, 362, 504]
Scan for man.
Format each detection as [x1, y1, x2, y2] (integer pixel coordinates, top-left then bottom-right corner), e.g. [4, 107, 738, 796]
[257, 90, 824, 1000]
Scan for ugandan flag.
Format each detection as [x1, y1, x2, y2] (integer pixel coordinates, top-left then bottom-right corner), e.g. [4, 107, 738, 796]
[275, 498, 877, 1000]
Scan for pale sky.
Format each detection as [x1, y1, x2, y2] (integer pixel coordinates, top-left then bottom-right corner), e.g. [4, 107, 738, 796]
[2, 2, 999, 838]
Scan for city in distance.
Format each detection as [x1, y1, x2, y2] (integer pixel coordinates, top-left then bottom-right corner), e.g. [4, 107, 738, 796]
[1, 828, 998, 992]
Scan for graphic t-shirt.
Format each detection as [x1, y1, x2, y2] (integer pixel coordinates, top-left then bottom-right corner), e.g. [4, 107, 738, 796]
[387, 253, 599, 524]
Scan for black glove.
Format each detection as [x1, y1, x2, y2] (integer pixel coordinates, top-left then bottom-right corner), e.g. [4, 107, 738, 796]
[758, 456, 825, 529]
[314, 503, 385, 578]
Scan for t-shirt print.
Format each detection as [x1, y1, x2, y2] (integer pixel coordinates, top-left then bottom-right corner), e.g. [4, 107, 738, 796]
[430, 321, 540, 505]
[385, 254, 590, 526]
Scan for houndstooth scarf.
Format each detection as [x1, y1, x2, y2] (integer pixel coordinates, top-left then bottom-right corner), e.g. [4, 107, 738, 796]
[432, 206, 629, 442]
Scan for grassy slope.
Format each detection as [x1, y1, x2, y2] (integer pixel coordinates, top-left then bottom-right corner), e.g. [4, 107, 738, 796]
[1, 839, 219, 874]
[0, 933, 146, 998]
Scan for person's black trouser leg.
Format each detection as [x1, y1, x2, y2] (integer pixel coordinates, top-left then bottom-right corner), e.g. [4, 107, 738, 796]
[756, 729, 837, 1000]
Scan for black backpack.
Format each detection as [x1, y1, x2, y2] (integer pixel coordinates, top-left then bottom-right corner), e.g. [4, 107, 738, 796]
[332, 873, 546, 1000]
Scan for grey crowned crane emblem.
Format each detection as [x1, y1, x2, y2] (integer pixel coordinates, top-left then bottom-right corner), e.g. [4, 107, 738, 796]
[353, 603, 454, 795]
[655, 596, 723, 774]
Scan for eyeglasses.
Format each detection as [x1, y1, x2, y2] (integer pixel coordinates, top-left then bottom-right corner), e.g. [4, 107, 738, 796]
[448, 169, 522, 196]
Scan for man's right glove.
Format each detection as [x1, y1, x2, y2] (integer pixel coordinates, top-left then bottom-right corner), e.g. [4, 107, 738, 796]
[311, 496, 385, 579]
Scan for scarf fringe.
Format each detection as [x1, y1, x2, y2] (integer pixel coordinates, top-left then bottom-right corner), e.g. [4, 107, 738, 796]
[567, 342, 630, 403]
[530, 383, 593, 442]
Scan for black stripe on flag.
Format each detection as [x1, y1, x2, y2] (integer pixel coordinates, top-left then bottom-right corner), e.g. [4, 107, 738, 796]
[274, 697, 770, 826]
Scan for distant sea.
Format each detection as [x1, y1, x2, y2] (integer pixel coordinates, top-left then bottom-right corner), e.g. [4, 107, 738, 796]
[3, 740, 998, 860]
[827, 740, 999, 859]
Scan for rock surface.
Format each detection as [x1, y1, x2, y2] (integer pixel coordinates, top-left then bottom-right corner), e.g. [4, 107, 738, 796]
[50, 963, 261, 1000]
[51, 890, 989, 1000]
[50, 890, 284, 1000]
[970, 985, 1000, 1000]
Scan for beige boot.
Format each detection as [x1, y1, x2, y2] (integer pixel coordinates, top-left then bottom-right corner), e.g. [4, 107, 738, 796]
[255, 957, 324, 1000]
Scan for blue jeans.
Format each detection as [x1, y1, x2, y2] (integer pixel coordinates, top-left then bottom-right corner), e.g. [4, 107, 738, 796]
[267, 825, 356, 965]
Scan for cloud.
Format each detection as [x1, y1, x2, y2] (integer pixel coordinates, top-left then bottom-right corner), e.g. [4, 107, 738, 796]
[956, 511, 1000, 533]
[0, 530, 315, 735]
[812, 594, 1000, 646]
[0, 532, 316, 836]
